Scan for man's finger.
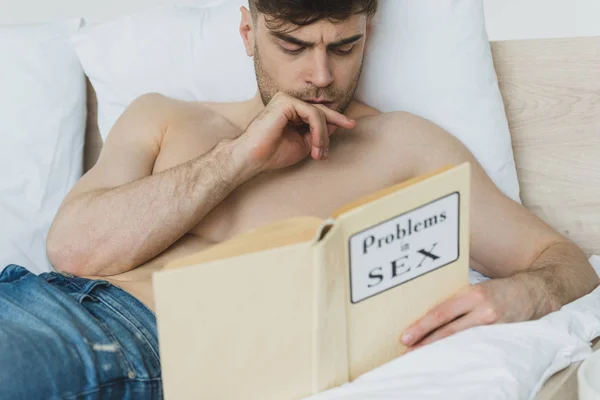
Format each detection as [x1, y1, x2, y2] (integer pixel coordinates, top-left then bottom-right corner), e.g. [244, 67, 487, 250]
[311, 108, 330, 160]
[294, 103, 328, 160]
[295, 103, 332, 160]
[406, 311, 482, 351]
[312, 103, 356, 129]
[400, 290, 475, 346]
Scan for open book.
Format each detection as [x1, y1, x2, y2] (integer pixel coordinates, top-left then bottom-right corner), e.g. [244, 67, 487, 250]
[153, 162, 471, 400]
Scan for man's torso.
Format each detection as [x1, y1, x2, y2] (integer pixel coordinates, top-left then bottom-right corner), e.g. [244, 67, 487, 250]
[83, 99, 425, 312]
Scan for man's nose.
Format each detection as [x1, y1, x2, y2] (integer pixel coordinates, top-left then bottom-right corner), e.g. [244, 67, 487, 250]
[307, 51, 334, 88]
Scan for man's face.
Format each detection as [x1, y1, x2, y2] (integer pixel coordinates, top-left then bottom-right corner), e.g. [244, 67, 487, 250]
[244, 12, 369, 114]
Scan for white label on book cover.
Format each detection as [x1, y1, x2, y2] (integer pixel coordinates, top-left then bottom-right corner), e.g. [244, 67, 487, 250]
[349, 192, 460, 304]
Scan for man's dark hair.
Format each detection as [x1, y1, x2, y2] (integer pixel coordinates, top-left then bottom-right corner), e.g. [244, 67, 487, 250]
[249, 0, 378, 30]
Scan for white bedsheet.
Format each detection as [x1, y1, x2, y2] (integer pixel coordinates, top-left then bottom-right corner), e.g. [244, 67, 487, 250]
[306, 256, 600, 400]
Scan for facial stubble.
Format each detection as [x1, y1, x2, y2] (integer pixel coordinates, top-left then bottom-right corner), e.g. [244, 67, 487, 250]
[253, 43, 363, 114]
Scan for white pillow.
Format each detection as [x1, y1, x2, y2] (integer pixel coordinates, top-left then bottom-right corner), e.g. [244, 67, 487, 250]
[73, 0, 521, 203]
[0, 19, 86, 274]
[356, 0, 520, 204]
[73, 2, 257, 137]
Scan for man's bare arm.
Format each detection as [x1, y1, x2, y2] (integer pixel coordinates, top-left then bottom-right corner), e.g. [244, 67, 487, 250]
[416, 114, 598, 305]
[47, 94, 256, 276]
[509, 241, 598, 317]
[394, 112, 599, 350]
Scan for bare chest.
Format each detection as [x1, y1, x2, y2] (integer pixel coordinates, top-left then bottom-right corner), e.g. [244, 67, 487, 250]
[152, 115, 410, 243]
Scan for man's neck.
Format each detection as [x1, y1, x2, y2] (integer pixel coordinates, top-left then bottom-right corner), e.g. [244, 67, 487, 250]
[244, 92, 267, 126]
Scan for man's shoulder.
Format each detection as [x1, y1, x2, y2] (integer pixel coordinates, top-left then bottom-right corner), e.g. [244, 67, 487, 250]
[348, 103, 428, 128]
[352, 110, 467, 157]
[126, 93, 218, 123]
[354, 109, 430, 131]
[194, 100, 250, 130]
[346, 100, 381, 121]
[129, 94, 244, 132]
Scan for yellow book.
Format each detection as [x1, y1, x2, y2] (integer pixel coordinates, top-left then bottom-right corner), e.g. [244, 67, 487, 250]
[153, 162, 471, 400]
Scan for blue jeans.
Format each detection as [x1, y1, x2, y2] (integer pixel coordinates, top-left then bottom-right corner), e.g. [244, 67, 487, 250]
[0, 264, 162, 399]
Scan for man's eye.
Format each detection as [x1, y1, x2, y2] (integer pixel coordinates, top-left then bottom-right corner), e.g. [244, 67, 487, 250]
[331, 45, 355, 56]
[281, 46, 305, 55]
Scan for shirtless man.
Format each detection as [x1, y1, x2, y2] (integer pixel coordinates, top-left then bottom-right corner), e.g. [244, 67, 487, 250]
[1, 0, 597, 398]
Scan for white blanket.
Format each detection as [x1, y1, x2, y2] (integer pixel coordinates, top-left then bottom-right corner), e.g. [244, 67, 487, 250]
[306, 256, 600, 400]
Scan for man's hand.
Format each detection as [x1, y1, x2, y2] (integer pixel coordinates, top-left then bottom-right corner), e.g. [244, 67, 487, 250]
[399, 276, 540, 352]
[234, 92, 356, 173]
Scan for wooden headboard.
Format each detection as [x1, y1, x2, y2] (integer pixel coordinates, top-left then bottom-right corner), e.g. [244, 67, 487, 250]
[491, 36, 600, 256]
[83, 36, 600, 256]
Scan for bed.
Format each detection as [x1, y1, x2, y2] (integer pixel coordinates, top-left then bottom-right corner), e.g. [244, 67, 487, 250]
[1, 0, 598, 393]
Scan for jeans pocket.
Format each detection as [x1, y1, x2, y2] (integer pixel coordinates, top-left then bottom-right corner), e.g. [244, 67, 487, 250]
[84, 306, 140, 381]
[79, 281, 141, 380]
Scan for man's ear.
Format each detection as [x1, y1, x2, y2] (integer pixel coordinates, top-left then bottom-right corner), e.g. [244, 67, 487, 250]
[239, 6, 255, 57]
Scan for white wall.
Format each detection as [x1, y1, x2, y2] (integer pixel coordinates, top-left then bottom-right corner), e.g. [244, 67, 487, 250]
[0, 0, 220, 25]
[483, 0, 600, 40]
[1, 0, 600, 41]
